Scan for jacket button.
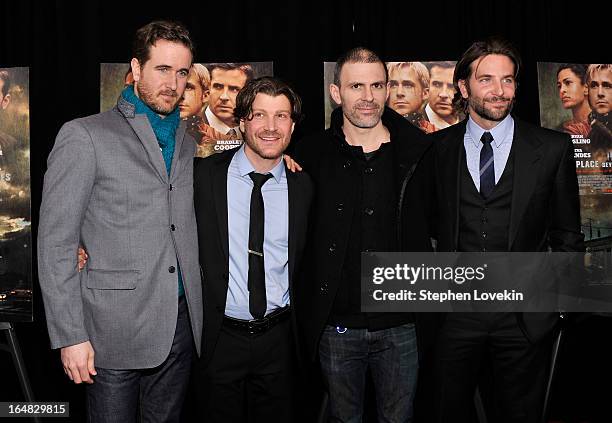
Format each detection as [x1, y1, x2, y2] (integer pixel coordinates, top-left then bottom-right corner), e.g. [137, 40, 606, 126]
[337, 203, 344, 211]
[364, 208, 374, 216]
[364, 167, 373, 174]
[329, 243, 336, 252]
[169, 184, 174, 191]
[481, 232, 487, 239]
[343, 161, 352, 169]
[320, 281, 328, 292]
[170, 224, 176, 231]
[169, 266, 176, 273]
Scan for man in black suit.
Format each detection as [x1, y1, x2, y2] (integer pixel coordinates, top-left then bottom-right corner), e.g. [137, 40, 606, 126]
[193, 76, 312, 422]
[430, 37, 584, 423]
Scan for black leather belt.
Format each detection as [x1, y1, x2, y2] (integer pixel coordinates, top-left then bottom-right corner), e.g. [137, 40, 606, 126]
[223, 306, 290, 335]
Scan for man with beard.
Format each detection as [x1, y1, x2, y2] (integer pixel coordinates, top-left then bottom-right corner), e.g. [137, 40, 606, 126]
[425, 61, 460, 130]
[38, 21, 203, 422]
[586, 64, 612, 159]
[291, 47, 434, 422]
[193, 77, 312, 422]
[430, 37, 583, 423]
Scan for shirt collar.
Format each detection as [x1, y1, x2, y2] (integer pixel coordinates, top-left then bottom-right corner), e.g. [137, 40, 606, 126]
[205, 106, 240, 135]
[466, 113, 514, 149]
[235, 144, 285, 183]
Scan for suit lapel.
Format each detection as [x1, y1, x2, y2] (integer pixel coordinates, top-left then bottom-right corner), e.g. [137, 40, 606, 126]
[169, 121, 187, 180]
[438, 120, 467, 250]
[212, 158, 230, 264]
[127, 115, 168, 183]
[508, 120, 542, 249]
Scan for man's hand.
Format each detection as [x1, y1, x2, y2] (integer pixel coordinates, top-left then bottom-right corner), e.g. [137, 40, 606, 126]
[60, 341, 96, 384]
[283, 154, 302, 173]
[77, 247, 88, 272]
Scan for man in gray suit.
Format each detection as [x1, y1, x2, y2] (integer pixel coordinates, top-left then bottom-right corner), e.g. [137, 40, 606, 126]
[38, 20, 203, 422]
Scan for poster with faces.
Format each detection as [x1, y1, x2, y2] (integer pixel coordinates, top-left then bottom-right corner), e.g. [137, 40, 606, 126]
[537, 62, 612, 242]
[323, 61, 462, 132]
[0, 67, 32, 322]
[100, 62, 274, 158]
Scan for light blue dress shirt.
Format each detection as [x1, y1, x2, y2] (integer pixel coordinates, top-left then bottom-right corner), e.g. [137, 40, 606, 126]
[464, 114, 515, 191]
[225, 145, 289, 320]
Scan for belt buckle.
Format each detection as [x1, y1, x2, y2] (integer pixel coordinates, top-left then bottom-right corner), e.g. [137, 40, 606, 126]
[247, 318, 269, 335]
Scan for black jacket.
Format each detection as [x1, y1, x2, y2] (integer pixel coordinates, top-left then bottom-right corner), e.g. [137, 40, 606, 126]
[291, 106, 438, 360]
[430, 117, 585, 341]
[193, 148, 313, 365]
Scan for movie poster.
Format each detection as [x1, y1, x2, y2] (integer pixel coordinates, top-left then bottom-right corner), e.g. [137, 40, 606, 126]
[0, 67, 32, 322]
[100, 62, 273, 158]
[537, 63, 612, 241]
[323, 61, 463, 131]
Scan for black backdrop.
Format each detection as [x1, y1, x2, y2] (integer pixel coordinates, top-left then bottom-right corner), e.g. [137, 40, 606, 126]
[1, 0, 611, 421]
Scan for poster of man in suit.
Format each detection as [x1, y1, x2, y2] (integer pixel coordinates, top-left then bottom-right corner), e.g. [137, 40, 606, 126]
[0, 67, 32, 322]
[323, 60, 463, 131]
[537, 62, 612, 241]
[101, 62, 273, 158]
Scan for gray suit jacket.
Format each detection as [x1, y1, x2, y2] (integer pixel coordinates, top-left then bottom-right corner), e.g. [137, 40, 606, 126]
[38, 96, 203, 369]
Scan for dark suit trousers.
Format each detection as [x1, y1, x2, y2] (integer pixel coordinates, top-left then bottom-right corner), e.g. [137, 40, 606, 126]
[433, 312, 552, 423]
[197, 318, 294, 423]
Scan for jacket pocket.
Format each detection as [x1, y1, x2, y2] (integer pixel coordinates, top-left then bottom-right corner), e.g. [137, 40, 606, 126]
[86, 269, 140, 290]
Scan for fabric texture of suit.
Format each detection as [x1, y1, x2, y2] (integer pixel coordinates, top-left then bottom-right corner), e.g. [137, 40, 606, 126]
[38, 95, 203, 369]
[193, 147, 313, 365]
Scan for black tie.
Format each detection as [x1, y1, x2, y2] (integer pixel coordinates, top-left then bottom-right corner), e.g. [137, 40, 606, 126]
[479, 131, 495, 199]
[248, 172, 273, 319]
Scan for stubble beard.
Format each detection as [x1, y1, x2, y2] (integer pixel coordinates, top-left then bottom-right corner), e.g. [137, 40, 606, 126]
[344, 101, 384, 129]
[469, 94, 515, 122]
[136, 81, 179, 116]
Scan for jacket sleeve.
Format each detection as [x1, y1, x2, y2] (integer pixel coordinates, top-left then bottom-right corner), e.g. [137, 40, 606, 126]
[37, 120, 97, 349]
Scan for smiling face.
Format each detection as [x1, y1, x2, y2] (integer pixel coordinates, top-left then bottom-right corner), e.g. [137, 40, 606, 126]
[459, 54, 516, 128]
[557, 68, 588, 110]
[208, 68, 248, 126]
[388, 65, 428, 115]
[330, 62, 388, 129]
[241, 93, 294, 167]
[588, 68, 612, 115]
[131, 39, 192, 116]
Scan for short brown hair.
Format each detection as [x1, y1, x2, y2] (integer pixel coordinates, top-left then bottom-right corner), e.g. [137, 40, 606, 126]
[234, 77, 303, 123]
[132, 20, 195, 66]
[333, 47, 387, 87]
[452, 37, 521, 111]
[208, 63, 254, 82]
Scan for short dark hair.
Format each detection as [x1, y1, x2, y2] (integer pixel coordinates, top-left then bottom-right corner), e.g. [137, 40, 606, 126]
[427, 61, 456, 72]
[452, 37, 521, 111]
[556, 63, 588, 85]
[132, 20, 195, 66]
[333, 47, 387, 86]
[234, 77, 303, 123]
[208, 63, 254, 82]
[0, 70, 11, 96]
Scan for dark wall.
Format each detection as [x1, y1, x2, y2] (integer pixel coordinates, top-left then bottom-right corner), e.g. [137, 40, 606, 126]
[1, 0, 610, 420]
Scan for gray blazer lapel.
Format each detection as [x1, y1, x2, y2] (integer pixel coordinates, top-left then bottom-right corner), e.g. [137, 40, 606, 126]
[508, 120, 542, 249]
[170, 122, 187, 179]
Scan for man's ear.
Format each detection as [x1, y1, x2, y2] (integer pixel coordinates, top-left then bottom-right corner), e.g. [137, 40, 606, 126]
[329, 84, 342, 106]
[0, 94, 10, 110]
[458, 79, 469, 99]
[239, 118, 245, 133]
[130, 58, 142, 82]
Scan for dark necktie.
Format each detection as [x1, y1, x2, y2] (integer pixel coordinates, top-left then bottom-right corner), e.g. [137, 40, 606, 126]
[248, 172, 273, 319]
[479, 131, 495, 199]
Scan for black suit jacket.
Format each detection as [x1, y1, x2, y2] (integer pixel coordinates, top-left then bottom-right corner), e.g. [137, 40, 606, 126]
[430, 117, 585, 341]
[193, 148, 313, 365]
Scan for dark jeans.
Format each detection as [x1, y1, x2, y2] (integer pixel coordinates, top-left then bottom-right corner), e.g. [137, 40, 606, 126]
[433, 312, 551, 423]
[86, 296, 194, 423]
[318, 323, 419, 423]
